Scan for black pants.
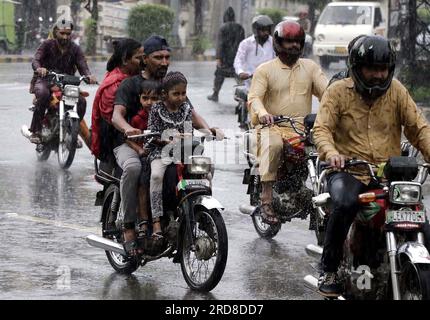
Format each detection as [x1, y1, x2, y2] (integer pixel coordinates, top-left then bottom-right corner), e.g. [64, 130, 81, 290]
[321, 172, 430, 272]
[212, 65, 237, 96]
[30, 79, 86, 133]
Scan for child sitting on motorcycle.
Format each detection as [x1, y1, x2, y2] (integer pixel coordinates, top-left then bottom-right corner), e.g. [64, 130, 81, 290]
[125, 80, 161, 239]
[147, 71, 216, 241]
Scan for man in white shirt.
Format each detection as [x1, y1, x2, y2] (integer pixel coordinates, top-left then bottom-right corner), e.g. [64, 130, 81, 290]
[234, 15, 275, 88]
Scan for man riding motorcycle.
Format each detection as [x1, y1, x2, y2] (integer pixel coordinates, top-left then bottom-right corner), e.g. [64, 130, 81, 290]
[111, 36, 222, 255]
[248, 20, 327, 225]
[313, 35, 430, 297]
[233, 15, 275, 88]
[28, 18, 97, 144]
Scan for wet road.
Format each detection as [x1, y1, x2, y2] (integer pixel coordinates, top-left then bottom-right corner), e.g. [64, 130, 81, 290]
[0, 61, 340, 300]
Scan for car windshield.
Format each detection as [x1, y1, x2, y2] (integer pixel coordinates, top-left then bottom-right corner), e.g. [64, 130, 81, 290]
[318, 5, 373, 25]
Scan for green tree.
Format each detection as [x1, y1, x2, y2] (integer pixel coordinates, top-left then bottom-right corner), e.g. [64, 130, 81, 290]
[257, 8, 288, 26]
[127, 4, 174, 43]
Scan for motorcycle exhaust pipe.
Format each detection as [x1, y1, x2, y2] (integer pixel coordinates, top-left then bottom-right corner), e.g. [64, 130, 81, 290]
[239, 204, 256, 215]
[305, 244, 323, 260]
[86, 234, 126, 255]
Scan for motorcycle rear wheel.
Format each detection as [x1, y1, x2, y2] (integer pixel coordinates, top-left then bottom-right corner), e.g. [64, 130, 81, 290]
[398, 261, 430, 300]
[251, 206, 282, 239]
[102, 184, 139, 275]
[57, 117, 79, 169]
[180, 209, 228, 292]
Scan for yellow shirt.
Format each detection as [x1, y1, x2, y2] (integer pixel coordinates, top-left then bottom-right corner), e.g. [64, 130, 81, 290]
[313, 78, 430, 164]
[248, 57, 328, 123]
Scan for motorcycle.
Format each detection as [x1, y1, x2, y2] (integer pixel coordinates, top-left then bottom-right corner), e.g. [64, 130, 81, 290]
[21, 71, 91, 169]
[304, 157, 430, 300]
[86, 131, 228, 292]
[234, 75, 252, 130]
[239, 114, 318, 239]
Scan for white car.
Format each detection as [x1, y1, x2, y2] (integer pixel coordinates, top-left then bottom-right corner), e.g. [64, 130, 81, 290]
[313, 1, 386, 69]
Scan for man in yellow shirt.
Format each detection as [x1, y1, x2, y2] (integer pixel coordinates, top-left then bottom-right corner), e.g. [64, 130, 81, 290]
[248, 20, 327, 225]
[313, 35, 430, 297]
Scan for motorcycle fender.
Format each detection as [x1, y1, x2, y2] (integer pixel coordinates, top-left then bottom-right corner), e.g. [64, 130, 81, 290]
[398, 242, 430, 265]
[194, 195, 224, 211]
[65, 110, 80, 119]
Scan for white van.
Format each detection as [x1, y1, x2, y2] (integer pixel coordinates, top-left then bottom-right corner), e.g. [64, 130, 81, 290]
[313, 1, 386, 68]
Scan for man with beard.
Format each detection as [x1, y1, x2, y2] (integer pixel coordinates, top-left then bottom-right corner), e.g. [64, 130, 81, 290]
[111, 36, 219, 254]
[28, 18, 97, 144]
[248, 20, 328, 225]
[234, 15, 275, 89]
[313, 35, 430, 297]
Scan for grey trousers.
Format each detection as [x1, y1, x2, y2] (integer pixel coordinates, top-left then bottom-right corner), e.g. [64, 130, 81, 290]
[114, 143, 141, 225]
[150, 158, 170, 219]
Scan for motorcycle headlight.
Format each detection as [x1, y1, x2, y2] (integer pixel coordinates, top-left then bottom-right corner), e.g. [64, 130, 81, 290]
[64, 85, 79, 98]
[389, 182, 421, 204]
[188, 156, 211, 174]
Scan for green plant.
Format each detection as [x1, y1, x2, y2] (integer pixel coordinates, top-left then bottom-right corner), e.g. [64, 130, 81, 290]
[192, 35, 211, 55]
[257, 8, 288, 26]
[127, 4, 174, 43]
[411, 86, 430, 104]
[418, 8, 430, 24]
[84, 18, 97, 55]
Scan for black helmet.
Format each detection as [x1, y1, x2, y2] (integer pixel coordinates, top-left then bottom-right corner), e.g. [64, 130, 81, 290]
[348, 35, 396, 100]
[252, 15, 274, 34]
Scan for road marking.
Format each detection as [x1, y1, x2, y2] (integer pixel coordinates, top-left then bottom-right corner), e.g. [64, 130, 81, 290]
[1, 212, 100, 234]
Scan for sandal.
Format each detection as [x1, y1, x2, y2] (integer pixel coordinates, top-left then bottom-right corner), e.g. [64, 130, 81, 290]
[137, 220, 149, 238]
[260, 203, 279, 225]
[123, 239, 141, 257]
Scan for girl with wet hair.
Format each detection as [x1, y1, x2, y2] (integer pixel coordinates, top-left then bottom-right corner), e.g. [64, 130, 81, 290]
[147, 71, 213, 241]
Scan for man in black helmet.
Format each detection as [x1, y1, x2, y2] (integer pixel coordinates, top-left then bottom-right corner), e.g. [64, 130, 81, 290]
[313, 35, 430, 297]
[28, 18, 97, 144]
[233, 15, 275, 88]
[207, 7, 245, 102]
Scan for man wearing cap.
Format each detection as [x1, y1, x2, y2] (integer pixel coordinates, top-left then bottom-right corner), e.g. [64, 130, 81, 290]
[111, 35, 218, 252]
[28, 18, 97, 144]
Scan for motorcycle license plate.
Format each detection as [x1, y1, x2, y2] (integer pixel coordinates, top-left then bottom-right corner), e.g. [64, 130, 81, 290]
[335, 46, 347, 54]
[177, 179, 210, 190]
[386, 210, 426, 224]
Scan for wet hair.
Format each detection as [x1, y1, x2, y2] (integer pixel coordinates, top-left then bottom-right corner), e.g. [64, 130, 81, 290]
[139, 80, 161, 96]
[106, 38, 142, 72]
[161, 71, 187, 92]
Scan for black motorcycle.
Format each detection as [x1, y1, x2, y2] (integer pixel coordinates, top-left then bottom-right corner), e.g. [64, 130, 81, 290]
[239, 114, 318, 238]
[86, 132, 228, 292]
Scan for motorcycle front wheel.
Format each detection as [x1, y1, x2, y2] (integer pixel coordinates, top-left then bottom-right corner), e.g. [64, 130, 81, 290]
[102, 184, 139, 275]
[251, 206, 281, 239]
[398, 261, 430, 300]
[36, 144, 51, 161]
[180, 209, 228, 292]
[57, 116, 79, 169]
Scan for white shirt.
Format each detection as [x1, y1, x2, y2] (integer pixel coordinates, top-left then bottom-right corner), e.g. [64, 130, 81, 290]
[234, 35, 275, 88]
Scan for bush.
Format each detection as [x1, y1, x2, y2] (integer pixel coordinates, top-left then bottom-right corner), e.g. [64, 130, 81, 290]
[192, 35, 211, 55]
[418, 8, 430, 24]
[85, 18, 97, 55]
[127, 4, 174, 43]
[257, 8, 288, 26]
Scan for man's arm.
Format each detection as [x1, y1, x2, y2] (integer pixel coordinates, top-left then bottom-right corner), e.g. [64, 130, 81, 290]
[234, 40, 248, 77]
[248, 65, 270, 120]
[311, 62, 328, 101]
[112, 105, 140, 137]
[400, 85, 430, 162]
[75, 45, 91, 76]
[312, 88, 341, 161]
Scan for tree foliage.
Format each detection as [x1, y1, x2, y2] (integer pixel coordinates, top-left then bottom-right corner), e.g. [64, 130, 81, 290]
[127, 4, 174, 43]
[257, 8, 288, 26]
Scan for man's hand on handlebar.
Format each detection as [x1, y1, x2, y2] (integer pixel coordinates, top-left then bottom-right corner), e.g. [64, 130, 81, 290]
[328, 154, 350, 169]
[124, 127, 141, 137]
[36, 68, 48, 77]
[210, 127, 225, 141]
[239, 73, 252, 80]
[259, 114, 275, 126]
[88, 75, 98, 85]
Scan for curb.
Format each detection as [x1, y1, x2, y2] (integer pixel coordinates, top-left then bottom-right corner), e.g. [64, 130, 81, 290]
[0, 55, 109, 64]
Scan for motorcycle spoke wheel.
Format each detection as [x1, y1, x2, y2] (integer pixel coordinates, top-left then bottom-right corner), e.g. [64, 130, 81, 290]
[57, 117, 79, 169]
[251, 206, 281, 239]
[399, 261, 430, 300]
[180, 209, 228, 291]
